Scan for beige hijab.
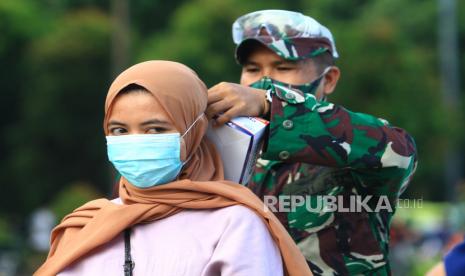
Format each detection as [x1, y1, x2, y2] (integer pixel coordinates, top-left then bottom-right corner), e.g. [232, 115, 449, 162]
[35, 61, 312, 276]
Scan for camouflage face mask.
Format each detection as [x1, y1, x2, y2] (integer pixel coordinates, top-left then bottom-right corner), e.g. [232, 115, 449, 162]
[249, 67, 331, 100]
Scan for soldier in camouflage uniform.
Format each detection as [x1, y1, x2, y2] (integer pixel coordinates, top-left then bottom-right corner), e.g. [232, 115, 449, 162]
[206, 10, 417, 275]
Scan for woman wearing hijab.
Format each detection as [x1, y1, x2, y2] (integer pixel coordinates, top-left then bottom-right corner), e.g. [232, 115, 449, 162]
[35, 61, 312, 276]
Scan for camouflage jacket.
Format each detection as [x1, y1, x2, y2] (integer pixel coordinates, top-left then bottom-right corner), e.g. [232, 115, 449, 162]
[247, 84, 417, 276]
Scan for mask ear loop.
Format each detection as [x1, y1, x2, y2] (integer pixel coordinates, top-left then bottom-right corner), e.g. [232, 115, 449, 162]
[316, 66, 333, 102]
[180, 113, 205, 166]
[320, 66, 332, 77]
[181, 113, 205, 138]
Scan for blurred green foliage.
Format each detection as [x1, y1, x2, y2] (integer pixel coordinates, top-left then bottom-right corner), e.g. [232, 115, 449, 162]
[2, 4, 112, 218]
[49, 181, 102, 221]
[0, 218, 14, 246]
[0, 0, 463, 223]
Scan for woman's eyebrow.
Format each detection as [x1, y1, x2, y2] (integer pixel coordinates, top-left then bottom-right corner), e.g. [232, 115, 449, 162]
[140, 119, 170, 126]
[108, 120, 126, 126]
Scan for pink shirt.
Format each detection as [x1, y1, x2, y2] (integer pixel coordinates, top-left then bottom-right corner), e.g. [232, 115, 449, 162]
[58, 198, 283, 276]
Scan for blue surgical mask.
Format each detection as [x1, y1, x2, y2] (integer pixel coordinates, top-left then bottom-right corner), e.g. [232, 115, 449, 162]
[106, 114, 203, 188]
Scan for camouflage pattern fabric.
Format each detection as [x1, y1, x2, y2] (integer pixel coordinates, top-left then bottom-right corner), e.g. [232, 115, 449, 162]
[265, 37, 331, 60]
[236, 37, 331, 64]
[248, 84, 417, 275]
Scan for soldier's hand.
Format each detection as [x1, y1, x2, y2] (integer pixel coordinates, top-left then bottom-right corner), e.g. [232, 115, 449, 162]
[207, 82, 268, 126]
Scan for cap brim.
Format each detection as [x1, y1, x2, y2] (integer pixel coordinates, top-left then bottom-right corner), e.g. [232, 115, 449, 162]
[235, 36, 336, 64]
[235, 38, 273, 65]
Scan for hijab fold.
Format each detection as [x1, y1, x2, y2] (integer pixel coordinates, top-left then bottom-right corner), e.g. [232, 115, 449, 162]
[35, 61, 312, 276]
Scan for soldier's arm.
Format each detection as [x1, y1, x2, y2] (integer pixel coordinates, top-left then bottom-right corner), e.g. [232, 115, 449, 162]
[261, 84, 417, 198]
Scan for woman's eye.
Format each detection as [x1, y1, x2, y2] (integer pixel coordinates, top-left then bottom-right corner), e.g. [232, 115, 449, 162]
[147, 127, 167, 134]
[110, 127, 127, 135]
[277, 67, 293, 71]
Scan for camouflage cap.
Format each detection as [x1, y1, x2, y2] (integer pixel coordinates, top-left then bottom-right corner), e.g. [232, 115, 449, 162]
[232, 10, 339, 64]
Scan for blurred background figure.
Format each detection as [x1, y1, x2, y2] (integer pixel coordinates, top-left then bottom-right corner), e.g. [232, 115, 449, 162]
[28, 208, 55, 252]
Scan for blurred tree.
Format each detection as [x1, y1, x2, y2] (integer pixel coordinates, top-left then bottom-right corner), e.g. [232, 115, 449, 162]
[4, 9, 112, 216]
[49, 181, 102, 221]
[0, 0, 47, 217]
[137, 0, 302, 86]
[130, 0, 190, 35]
[34, 0, 109, 14]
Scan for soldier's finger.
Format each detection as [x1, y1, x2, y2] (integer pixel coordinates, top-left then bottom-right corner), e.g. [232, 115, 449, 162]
[215, 106, 242, 126]
[207, 88, 225, 104]
[206, 100, 233, 119]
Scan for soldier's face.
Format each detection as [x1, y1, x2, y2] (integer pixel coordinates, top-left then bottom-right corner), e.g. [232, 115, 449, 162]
[240, 43, 319, 86]
[240, 43, 339, 100]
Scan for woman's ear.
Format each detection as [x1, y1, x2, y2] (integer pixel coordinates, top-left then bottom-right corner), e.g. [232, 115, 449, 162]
[322, 66, 340, 96]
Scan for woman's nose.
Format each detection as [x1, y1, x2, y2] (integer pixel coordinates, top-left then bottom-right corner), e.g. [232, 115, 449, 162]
[128, 129, 146, 135]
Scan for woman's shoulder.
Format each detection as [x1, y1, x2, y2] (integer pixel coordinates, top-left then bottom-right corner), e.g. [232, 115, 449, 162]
[209, 204, 266, 228]
[111, 197, 260, 222]
[107, 199, 267, 235]
[215, 204, 258, 216]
